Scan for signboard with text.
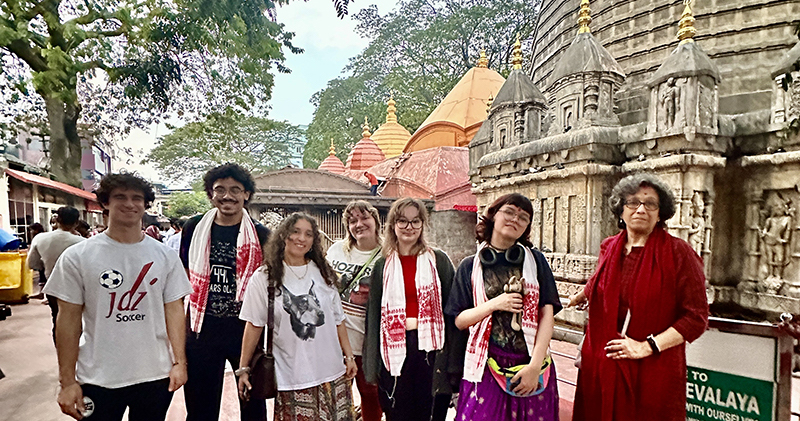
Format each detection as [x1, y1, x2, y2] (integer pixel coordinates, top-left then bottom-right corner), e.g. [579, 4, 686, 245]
[686, 366, 774, 421]
[685, 318, 792, 421]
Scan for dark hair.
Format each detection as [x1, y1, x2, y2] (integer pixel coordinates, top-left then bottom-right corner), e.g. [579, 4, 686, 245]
[382, 197, 429, 257]
[28, 223, 45, 235]
[263, 212, 337, 290]
[55, 206, 80, 227]
[95, 173, 156, 209]
[171, 218, 186, 229]
[203, 163, 256, 204]
[476, 193, 534, 247]
[609, 173, 676, 229]
[75, 220, 91, 237]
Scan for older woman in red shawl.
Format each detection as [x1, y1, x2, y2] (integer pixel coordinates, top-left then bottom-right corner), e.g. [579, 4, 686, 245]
[569, 173, 709, 421]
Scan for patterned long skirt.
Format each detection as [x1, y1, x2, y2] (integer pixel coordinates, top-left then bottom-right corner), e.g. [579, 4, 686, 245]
[455, 345, 560, 421]
[275, 375, 356, 421]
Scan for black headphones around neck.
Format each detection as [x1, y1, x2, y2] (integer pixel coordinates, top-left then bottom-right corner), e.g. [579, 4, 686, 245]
[479, 244, 525, 266]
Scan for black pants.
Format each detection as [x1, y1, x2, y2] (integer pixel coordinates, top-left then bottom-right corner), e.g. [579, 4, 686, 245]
[378, 330, 451, 421]
[81, 378, 172, 421]
[184, 316, 266, 421]
[46, 294, 58, 345]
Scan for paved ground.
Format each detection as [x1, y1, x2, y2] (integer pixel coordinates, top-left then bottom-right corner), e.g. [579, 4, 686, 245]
[1, 298, 795, 420]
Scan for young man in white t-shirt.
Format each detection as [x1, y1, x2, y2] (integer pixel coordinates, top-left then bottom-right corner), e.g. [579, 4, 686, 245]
[44, 173, 192, 421]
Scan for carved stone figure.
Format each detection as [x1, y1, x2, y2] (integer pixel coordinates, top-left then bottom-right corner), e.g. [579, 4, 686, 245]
[760, 194, 793, 280]
[687, 192, 705, 255]
[660, 77, 680, 130]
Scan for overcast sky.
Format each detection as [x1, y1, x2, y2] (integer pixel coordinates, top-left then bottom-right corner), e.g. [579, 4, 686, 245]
[118, 0, 400, 186]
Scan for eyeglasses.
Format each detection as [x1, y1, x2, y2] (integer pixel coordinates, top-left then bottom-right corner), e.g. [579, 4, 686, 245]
[213, 186, 244, 196]
[498, 208, 531, 224]
[624, 199, 660, 211]
[395, 218, 423, 229]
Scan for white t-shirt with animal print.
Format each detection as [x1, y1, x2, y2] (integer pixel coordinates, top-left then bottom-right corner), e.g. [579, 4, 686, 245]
[240, 261, 346, 391]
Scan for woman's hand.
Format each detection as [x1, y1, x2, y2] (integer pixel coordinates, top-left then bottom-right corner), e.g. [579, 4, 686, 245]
[345, 358, 358, 379]
[238, 372, 252, 402]
[605, 336, 652, 360]
[490, 292, 523, 313]
[567, 289, 588, 310]
[510, 362, 541, 396]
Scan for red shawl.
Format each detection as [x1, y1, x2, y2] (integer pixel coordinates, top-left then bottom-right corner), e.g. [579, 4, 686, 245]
[573, 227, 709, 421]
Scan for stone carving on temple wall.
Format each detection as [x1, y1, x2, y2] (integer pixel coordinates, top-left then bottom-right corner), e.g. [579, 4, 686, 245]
[772, 71, 800, 125]
[545, 253, 598, 284]
[685, 191, 711, 257]
[741, 190, 799, 296]
[660, 77, 681, 131]
[760, 194, 793, 281]
[698, 82, 715, 129]
[790, 78, 800, 124]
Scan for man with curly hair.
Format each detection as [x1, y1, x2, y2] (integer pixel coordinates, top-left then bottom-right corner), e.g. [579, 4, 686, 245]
[180, 163, 270, 421]
[44, 173, 192, 421]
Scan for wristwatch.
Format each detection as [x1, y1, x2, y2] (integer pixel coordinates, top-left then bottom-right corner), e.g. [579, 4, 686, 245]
[646, 334, 661, 354]
[234, 366, 251, 376]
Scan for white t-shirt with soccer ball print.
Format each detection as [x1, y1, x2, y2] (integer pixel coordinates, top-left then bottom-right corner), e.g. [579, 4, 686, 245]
[43, 232, 192, 389]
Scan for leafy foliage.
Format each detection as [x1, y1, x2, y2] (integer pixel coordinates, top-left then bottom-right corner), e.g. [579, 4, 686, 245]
[1, 0, 300, 184]
[332, 0, 355, 18]
[145, 108, 299, 184]
[304, 0, 540, 168]
[163, 191, 211, 218]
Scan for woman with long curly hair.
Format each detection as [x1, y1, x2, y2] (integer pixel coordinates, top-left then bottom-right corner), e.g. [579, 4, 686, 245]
[237, 213, 358, 421]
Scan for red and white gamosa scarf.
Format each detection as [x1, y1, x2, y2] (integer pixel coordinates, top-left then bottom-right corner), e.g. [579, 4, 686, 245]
[380, 249, 445, 376]
[463, 241, 541, 382]
[187, 208, 262, 333]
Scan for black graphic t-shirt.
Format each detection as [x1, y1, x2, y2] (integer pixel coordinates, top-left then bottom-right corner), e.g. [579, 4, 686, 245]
[207, 223, 240, 317]
[180, 215, 270, 320]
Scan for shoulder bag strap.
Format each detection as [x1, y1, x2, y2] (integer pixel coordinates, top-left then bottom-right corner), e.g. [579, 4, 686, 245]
[342, 248, 381, 295]
[267, 277, 275, 357]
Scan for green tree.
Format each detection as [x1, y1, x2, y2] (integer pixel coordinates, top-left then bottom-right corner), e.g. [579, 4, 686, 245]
[1, 0, 300, 185]
[163, 191, 211, 218]
[145, 108, 299, 184]
[304, 0, 540, 168]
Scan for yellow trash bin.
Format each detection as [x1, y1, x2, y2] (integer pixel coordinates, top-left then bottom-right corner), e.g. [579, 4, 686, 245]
[0, 251, 33, 303]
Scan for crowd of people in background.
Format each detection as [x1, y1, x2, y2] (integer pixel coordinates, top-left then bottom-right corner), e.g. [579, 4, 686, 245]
[22, 164, 711, 421]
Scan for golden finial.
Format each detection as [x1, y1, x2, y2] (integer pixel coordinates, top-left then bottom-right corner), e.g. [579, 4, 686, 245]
[328, 139, 336, 156]
[362, 116, 372, 138]
[577, 0, 592, 34]
[486, 94, 494, 113]
[677, 0, 696, 45]
[386, 94, 398, 123]
[511, 36, 523, 70]
[477, 49, 489, 68]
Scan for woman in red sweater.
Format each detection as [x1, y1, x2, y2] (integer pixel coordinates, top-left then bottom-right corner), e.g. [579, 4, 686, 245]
[570, 173, 709, 421]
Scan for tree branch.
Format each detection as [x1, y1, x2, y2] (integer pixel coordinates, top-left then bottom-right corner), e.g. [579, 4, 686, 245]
[5, 39, 47, 72]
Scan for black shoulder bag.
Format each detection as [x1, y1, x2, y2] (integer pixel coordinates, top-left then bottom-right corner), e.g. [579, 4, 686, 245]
[248, 278, 277, 400]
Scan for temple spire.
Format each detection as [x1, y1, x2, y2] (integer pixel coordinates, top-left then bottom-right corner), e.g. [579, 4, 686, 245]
[511, 36, 523, 70]
[477, 49, 489, 68]
[362, 116, 372, 138]
[677, 0, 697, 45]
[577, 0, 592, 35]
[386, 95, 398, 123]
[328, 139, 336, 156]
